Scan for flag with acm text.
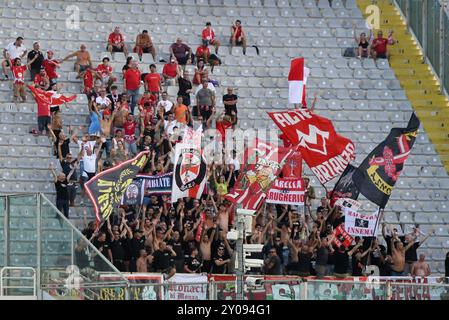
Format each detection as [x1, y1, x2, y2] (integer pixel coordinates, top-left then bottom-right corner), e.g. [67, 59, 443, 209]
[85, 151, 149, 229]
[352, 113, 420, 208]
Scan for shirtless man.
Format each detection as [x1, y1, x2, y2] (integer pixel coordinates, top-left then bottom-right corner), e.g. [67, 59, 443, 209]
[200, 223, 216, 273]
[391, 236, 414, 276]
[113, 104, 128, 130]
[100, 108, 116, 156]
[136, 249, 153, 272]
[60, 44, 92, 78]
[411, 254, 431, 277]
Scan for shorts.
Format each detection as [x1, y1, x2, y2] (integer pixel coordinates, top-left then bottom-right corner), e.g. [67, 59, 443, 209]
[391, 270, 405, 277]
[110, 45, 124, 53]
[38, 116, 51, 132]
[199, 105, 212, 120]
[79, 64, 89, 72]
[202, 39, 217, 46]
[50, 106, 60, 113]
[13, 83, 25, 97]
[376, 52, 387, 59]
[82, 172, 96, 182]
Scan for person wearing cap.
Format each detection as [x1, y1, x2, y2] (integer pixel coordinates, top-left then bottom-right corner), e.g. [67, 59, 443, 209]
[202, 22, 220, 54]
[27, 42, 44, 81]
[107, 26, 128, 58]
[134, 30, 156, 62]
[162, 58, 180, 84]
[42, 50, 60, 81]
[60, 44, 92, 78]
[33, 67, 50, 90]
[169, 38, 193, 65]
[95, 56, 116, 91]
[2, 37, 27, 80]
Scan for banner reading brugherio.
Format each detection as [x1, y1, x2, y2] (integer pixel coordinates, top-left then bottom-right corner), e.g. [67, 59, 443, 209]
[353, 113, 420, 208]
[268, 109, 355, 184]
[138, 173, 172, 195]
[85, 151, 149, 229]
[225, 140, 293, 211]
[266, 178, 305, 206]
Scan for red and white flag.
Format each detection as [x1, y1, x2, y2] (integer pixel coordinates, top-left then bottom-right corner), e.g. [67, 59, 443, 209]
[268, 109, 355, 184]
[28, 85, 76, 106]
[225, 139, 293, 212]
[288, 57, 310, 105]
[172, 126, 207, 202]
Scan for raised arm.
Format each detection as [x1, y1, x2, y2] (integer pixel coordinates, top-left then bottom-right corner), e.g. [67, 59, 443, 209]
[348, 239, 364, 257]
[61, 51, 77, 63]
[49, 163, 58, 183]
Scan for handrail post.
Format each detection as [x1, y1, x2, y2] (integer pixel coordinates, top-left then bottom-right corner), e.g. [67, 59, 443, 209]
[439, 3, 445, 93]
[4, 196, 10, 268]
[36, 194, 42, 300]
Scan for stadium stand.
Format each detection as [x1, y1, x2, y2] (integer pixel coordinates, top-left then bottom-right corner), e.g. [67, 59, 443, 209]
[0, 0, 448, 277]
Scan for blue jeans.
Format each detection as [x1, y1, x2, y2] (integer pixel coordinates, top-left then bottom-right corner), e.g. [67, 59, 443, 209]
[125, 141, 137, 156]
[127, 89, 139, 115]
[105, 138, 112, 156]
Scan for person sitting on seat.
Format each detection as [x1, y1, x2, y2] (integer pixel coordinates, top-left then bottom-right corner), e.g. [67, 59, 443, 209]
[201, 22, 221, 54]
[107, 26, 129, 58]
[371, 30, 396, 60]
[134, 30, 156, 62]
[230, 20, 247, 55]
[353, 24, 372, 59]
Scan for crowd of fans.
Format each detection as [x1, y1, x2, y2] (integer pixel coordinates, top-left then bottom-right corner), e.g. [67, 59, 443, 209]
[2, 17, 441, 280]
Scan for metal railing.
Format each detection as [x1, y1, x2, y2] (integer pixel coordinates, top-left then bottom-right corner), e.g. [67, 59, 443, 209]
[0, 267, 36, 300]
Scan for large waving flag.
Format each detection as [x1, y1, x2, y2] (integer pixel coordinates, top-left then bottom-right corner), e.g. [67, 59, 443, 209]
[329, 164, 360, 207]
[288, 57, 310, 105]
[85, 151, 149, 229]
[172, 126, 207, 202]
[225, 140, 293, 211]
[28, 85, 76, 106]
[268, 108, 355, 184]
[353, 113, 420, 208]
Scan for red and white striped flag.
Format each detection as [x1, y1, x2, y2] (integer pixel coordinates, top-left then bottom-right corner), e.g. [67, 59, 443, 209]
[288, 57, 310, 105]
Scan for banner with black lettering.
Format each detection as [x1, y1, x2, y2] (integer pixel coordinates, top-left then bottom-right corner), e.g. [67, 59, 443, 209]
[266, 178, 305, 206]
[353, 113, 419, 208]
[85, 151, 149, 229]
[332, 224, 353, 248]
[138, 173, 172, 195]
[329, 164, 360, 207]
[344, 208, 380, 237]
[121, 179, 144, 206]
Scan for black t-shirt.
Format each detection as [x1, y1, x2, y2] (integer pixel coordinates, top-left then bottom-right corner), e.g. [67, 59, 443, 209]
[129, 237, 146, 259]
[60, 159, 78, 181]
[316, 247, 329, 266]
[55, 180, 69, 200]
[404, 242, 420, 262]
[55, 138, 70, 159]
[167, 239, 184, 260]
[211, 252, 230, 274]
[92, 239, 111, 270]
[223, 94, 238, 115]
[178, 76, 192, 97]
[107, 93, 121, 112]
[153, 250, 173, 270]
[75, 246, 90, 270]
[110, 238, 127, 261]
[264, 255, 282, 275]
[334, 250, 350, 274]
[352, 255, 366, 276]
[186, 255, 202, 273]
[27, 50, 45, 70]
[298, 252, 312, 273]
[332, 216, 345, 229]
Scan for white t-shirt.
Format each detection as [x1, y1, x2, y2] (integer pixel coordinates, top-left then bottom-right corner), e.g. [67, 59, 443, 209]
[157, 99, 174, 114]
[164, 120, 179, 136]
[77, 140, 96, 153]
[95, 96, 111, 107]
[5, 42, 27, 59]
[82, 153, 97, 175]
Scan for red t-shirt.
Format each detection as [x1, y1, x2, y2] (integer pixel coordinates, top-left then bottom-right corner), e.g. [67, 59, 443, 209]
[196, 46, 210, 59]
[11, 65, 26, 84]
[124, 69, 141, 90]
[144, 72, 161, 92]
[202, 28, 215, 41]
[162, 63, 177, 78]
[373, 38, 388, 54]
[123, 120, 137, 136]
[34, 74, 48, 87]
[139, 94, 156, 107]
[139, 107, 154, 125]
[96, 64, 112, 78]
[43, 59, 58, 79]
[108, 33, 124, 45]
[83, 69, 94, 92]
[232, 26, 242, 39]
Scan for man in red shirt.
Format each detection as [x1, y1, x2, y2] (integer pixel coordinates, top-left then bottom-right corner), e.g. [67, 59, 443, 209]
[162, 58, 179, 84]
[202, 22, 220, 54]
[138, 91, 157, 110]
[107, 26, 129, 58]
[42, 51, 60, 82]
[371, 30, 395, 60]
[34, 67, 50, 90]
[230, 20, 247, 55]
[123, 59, 141, 115]
[11, 57, 37, 102]
[95, 57, 117, 91]
[29, 86, 51, 135]
[144, 64, 162, 95]
[123, 114, 138, 156]
[81, 66, 95, 96]
[196, 43, 211, 64]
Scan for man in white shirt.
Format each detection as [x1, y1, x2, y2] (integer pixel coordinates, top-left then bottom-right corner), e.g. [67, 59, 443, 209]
[95, 89, 112, 110]
[2, 37, 27, 79]
[164, 112, 179, 136]
[157, 91, 174, 117]
[79, 138, 103, 205]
